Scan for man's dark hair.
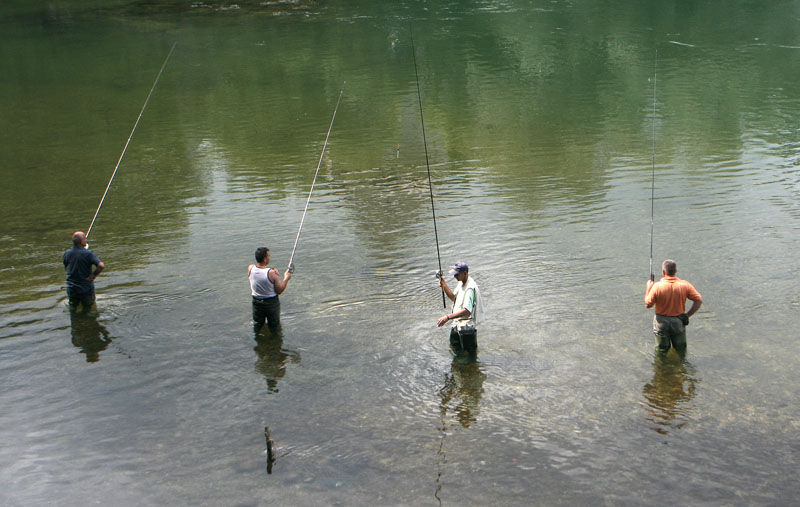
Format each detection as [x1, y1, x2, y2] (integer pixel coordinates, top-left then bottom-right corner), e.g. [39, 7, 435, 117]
[662, 259, 677, 276]
[255, 247, 269, 263]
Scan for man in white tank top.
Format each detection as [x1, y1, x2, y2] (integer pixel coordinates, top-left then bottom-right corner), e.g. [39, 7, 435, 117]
[248, 247, 292, 334]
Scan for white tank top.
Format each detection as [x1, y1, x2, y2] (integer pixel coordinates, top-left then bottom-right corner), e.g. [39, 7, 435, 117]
[249, 266, 277, 298]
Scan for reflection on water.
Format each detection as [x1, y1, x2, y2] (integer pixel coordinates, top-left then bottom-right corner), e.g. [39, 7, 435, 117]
[642, 353, 698, 435]
[69, 311, 112, 363]
[1, 0, 799, 504]
[439, 357, 486, 429]
[255, 328, 299, 476]
[253, 328, 300, 394]
[435, 357, 487, 504]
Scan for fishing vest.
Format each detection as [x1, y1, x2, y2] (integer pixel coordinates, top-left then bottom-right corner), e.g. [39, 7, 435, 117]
[452, 281, 478, 328]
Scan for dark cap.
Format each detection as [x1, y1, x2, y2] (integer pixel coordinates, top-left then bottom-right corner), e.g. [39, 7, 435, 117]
[448, 262, 469, 276]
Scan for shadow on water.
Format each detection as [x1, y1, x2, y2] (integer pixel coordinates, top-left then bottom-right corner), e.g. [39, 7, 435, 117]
[253, 326, 300, 394]
[435, 356, 487, 505]
[641, 352, 699, 435]
[69, 310, 112, 363]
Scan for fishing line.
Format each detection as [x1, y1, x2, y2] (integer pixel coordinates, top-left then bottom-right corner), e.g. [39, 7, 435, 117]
[649, 50, 658, 281]
[410, 28, 446, 309]
[86, 42, 178, 240]
[287, 84, 345, 272]
[644, 50, 658, 361]
[434, 398, 447, 507]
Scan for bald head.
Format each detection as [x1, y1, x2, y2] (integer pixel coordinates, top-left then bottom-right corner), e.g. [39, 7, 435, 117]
[72, 231, 87, 247]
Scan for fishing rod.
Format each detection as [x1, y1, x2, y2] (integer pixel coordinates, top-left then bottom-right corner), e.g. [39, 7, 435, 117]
[409, 28, 446, 309]
[86, 42, 178, 240]
[649, 50, 658, 282]
[287, 84, 345, 273]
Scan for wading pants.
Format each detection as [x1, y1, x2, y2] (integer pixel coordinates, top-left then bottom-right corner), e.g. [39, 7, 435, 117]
[253, 296, 280, 332]
[449, 326, 478, 355]
[68, 289, 96, 312]
[653, 314, 687, 353]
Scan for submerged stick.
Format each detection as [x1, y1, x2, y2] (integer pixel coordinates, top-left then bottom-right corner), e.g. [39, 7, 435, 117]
[265, 426, 275, 474]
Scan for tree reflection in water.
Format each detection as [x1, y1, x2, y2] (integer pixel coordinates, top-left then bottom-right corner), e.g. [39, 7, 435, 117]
[641, 352, 699, 435]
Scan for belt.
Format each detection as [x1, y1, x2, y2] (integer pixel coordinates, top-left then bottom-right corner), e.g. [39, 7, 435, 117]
[252, 295, 277, 301]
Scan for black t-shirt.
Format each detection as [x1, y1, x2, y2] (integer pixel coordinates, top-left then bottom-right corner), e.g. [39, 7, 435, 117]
[63, 246, 101, 295]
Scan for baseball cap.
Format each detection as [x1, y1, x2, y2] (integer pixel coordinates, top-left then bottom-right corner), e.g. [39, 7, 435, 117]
[448, 262, 469, 276]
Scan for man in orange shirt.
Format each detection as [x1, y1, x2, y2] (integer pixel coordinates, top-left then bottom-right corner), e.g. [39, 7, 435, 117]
[645, 259, 702, 355]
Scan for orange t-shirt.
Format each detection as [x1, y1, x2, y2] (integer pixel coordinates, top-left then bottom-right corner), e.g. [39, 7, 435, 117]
[645, 276, 702, 317]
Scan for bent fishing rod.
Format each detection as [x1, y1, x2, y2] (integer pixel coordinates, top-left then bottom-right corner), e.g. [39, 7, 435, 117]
[86, 42, 178, 241]
[287, 84, 345, 273]
[649, 50, 658, 281]
[410, 29, 446, 309]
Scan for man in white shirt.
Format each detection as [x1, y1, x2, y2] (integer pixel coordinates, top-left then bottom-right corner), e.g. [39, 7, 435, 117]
[437, 262, 481, 356]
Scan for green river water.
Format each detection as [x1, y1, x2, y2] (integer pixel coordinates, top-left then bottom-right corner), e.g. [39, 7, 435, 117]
[1, 1, 798, 505]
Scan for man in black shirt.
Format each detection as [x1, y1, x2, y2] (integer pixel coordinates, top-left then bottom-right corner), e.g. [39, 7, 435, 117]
[63, 231, 104, 312]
